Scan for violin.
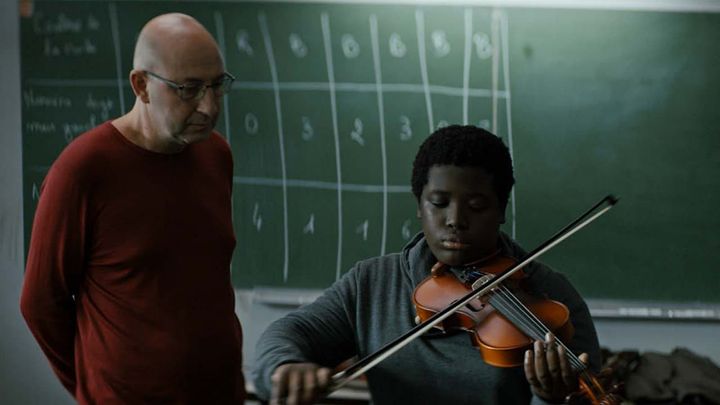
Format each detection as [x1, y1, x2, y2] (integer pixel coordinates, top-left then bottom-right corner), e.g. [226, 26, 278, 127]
[330, 195, 622, 405]
[413, 255, 574, 367]
[413, 256, 622, 404]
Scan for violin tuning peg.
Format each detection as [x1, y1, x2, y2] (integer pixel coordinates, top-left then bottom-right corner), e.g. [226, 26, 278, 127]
[414, 315, 421, 325]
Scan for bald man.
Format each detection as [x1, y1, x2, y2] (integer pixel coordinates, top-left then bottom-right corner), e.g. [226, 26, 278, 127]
[21, 13, 245, 404]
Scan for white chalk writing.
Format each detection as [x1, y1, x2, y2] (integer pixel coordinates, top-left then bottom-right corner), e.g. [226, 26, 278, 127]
[26, 121, 56, 134]
[62, 114, 97, 143]
[245, 113, 259, 135]
[473, 32, 493, 59]
[44, 37, 97, 57]
[236, 30, 254, 56]
[431, 30, 451, 57]
[350, 118, 364, 145]
[302, 116, 314, 141]
[389, 33, 406, 58]
[402, 219, 412, 240]
[303, 214, 315, 234]
[356, 219, 369, 240]
[33, 12, 82, 34]
[341, 34, 360, 58]
[32, 183, 40, 201]
[32, 12, 101, 35]
[252, 203, 263, 231]
[23, 90, 72, 109]
[86, 93, 113, 120]
[399, 115, 412, 141]
[289, 33, 308, 58]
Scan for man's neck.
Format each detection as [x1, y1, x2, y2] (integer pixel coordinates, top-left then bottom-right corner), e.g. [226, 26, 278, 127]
[112, 108, 185, 154]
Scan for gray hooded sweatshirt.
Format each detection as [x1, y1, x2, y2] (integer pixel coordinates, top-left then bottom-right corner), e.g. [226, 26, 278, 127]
[253, 232, 601, 404]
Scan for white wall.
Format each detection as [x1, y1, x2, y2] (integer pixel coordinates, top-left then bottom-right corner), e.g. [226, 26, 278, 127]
[2, 1, 718, 403]
[0, 1, 74, 404]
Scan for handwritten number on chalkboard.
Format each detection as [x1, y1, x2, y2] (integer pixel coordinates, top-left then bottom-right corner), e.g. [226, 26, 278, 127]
[32, 183, 40, 201]
[303, 214, 315, 235]
[289, 33, 308, 58]
[356, 220, 369, 241]
[402, 219, 412, 240]
[350, 118, 365, 145]
[341, 34, 360, 58]
[245, 113, 259, 135]
[473, 32, 493, 59]
[437, 120, 449, 130]
[252, 203, 263, 232]
[399, 115, 412, 141]
[389, 33, 407, 58]
[302, 116, 314, 141]
[431, 30, 451, 57]
[87, 14, 100, 30]
[236, 30, 254, 56]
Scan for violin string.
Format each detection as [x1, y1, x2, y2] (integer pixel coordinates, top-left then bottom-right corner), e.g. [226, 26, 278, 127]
[491, 289, 600, 392]
[476, 285, 605, 398]
[488, 288, 546, 340]
[490, 286, 587, 371]
[493, 286, 586, 372]
[491, 287, 602, 393]
[464, 268, 587, 372]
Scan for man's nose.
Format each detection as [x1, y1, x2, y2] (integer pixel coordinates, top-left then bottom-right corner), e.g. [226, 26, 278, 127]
[196, 88, 220, 117]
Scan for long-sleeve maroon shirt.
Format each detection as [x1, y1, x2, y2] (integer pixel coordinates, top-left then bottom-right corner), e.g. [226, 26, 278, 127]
[21, 122, 245, 404]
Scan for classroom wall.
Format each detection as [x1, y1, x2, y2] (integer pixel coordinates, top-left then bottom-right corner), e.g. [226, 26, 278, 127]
[1, 1, 718, 403]
[0, 1, 74, 403]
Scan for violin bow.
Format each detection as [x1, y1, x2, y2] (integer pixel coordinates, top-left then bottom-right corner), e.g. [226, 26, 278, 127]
[328, 195, 619, 392]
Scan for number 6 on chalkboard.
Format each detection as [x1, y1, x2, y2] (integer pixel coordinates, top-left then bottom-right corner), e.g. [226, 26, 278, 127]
[399, 115, 412, 141]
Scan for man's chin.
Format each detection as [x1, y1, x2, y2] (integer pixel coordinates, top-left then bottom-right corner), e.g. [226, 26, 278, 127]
[176, 130, 212, 145]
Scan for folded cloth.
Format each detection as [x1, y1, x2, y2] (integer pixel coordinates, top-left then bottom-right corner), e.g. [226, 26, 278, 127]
[625, 347, 720, 405]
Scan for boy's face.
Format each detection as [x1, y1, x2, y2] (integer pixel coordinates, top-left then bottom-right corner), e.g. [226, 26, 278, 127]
[417, 165, 505, 266]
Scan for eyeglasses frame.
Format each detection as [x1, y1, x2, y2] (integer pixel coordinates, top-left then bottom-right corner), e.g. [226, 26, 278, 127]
[144, 70, 235, 101]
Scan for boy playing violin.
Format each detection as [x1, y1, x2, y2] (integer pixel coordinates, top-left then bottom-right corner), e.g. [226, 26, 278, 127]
[253, 125, 601, 404]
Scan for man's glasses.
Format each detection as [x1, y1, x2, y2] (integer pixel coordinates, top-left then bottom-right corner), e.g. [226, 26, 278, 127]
[145, 70, 235, 101]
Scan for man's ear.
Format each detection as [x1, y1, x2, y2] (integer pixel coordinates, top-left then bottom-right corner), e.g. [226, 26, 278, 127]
[129, 69, 150, 103]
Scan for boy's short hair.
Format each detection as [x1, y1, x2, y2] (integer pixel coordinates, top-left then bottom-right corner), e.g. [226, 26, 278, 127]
[411, 125, 515, 209]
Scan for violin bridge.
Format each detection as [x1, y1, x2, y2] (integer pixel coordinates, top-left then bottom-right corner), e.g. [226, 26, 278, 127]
[471, 274, 495, 290]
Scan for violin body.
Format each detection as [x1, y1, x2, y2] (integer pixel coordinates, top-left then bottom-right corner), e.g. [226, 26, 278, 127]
[413, 256, 574, 367]
[412, 255, 624, 404]
[475, 297, 574, 367]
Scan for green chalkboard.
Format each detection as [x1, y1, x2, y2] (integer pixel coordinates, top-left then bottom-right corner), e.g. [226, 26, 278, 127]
[21, 1, 720, 303]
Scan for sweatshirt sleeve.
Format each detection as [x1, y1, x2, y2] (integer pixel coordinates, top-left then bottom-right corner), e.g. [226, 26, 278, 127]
[20, 159, 91, 396]
[252, 268, 359, 400]
[553, 273, 602, 372]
